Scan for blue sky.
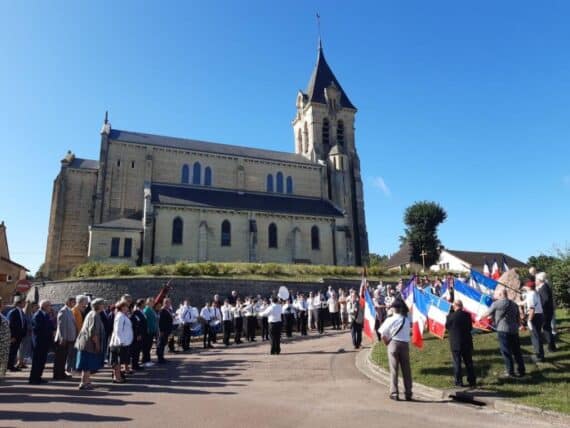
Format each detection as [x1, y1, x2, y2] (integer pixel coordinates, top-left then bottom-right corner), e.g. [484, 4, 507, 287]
[1, 1, 569, 274]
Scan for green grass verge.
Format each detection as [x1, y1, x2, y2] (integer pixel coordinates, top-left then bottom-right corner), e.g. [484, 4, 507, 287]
[371, 309, 570, 414]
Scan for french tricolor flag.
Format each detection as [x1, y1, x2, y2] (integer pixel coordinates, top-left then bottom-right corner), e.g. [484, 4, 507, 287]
[453, 279, 493, 330]
[363, 288, 377, 341]
[425, 292, 452, 339]
[411, 287, 428, 349]
[411, 287, 451, 348]
[491, 259, 501, 280]
[483, 259, 491, 277]
[469, 268, 498, 296]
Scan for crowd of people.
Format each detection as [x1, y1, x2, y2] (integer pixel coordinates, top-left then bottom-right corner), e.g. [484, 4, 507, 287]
[0, 285, 368, 389]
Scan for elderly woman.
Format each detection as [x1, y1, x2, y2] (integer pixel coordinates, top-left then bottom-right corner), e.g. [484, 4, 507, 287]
[0, 297, 10, 380]
[75, 298, 105, 390]
[109, 300, 133, 383]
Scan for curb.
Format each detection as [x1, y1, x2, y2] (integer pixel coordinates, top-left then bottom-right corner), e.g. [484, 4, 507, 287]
[355, 347, 570, 425]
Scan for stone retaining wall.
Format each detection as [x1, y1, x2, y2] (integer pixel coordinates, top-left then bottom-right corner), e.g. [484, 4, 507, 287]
[37, 277, 370, 305]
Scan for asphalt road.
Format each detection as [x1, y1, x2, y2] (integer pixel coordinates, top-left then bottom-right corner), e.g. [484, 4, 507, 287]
[0, 330, 559, 427]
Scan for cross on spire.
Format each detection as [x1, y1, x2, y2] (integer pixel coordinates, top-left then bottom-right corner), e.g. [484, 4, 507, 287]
[316, 12, 322, 51]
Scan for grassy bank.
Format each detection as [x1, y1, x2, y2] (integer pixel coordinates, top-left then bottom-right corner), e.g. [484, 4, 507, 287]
[69, 261, 398, 282]
[371, 310, 570, 414]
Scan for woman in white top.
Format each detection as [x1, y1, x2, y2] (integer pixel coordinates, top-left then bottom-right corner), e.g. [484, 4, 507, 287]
[524, 281, 544, 362]
[379, 299, 412, 401]
[109, 301, 133, 383]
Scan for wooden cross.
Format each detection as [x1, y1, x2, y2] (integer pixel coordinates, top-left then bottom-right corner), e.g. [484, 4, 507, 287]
[420, 249, 428, 272]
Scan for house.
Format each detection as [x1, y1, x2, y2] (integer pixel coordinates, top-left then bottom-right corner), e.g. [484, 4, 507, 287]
[430, 249, 527, 273]
[0, 221, 29, 301]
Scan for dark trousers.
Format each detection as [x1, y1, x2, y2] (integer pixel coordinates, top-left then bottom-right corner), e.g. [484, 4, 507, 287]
[542, 313, 556, 352]
[269, 322, 282, 355]
[223, 320, 232, 345]
[498, 332, 526, 376]
[331, 312, 340, 330]
[261, 317, 269, 340]
[296, 314, 301, 332]
[451, 348, 476, 386]
[8, 337, 23, 369]
[530, 313, 545, 359]
[299, 312, 308, 335]
[317, 308, 325, 334]
[374, 318, 382, 342]
[29, 344, 49, 383]
[203, 323, 212, 348]
[142, 332, 153, 363]
[351, 322, 362, 348]
[284, 314, 294, 337]
[234, 317, 243, 344]
[53, 341, 73, 379]
[246, 316, 256, 341]
[156, 332, 168, 362]
[182, 323, 191, 350]
[131, 338, 143, 368]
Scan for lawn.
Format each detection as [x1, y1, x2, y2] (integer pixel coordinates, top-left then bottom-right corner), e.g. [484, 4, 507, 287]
[371, 309, 570, 414]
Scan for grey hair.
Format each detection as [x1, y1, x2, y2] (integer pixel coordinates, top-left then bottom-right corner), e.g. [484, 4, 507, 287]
[39, 299, 51, 309]
[535, 272, 547, 284]
[76, 295, 88, 304]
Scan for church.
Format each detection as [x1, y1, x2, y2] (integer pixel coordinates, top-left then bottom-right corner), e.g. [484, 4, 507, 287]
[43, 42, 369, 279]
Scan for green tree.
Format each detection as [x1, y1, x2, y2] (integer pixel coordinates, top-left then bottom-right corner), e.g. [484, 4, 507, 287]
[548, 251, 570, 308]
[528, 254, 559, 272]
[368, 253, 388, 267]
[401, 201, 447, 267]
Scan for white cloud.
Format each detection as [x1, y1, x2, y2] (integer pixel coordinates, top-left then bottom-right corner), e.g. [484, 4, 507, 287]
[371, 176, 391, 197]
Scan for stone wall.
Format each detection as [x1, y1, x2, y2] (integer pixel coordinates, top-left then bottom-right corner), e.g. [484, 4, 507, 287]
[37, 277, 367, 305]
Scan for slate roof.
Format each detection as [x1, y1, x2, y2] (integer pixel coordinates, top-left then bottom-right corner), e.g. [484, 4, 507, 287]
[386, 243, 414, 268]
[68, 157, 99, 170]
[109, 129, 314, 165]
[444, 250, 527, 269]
[151, 183, 344, 217]
[305, 46, 356, 110]
[91, 218, 143, 231]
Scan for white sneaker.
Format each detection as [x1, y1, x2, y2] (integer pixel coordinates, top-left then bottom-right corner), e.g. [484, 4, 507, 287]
[144, 362, 155, 367]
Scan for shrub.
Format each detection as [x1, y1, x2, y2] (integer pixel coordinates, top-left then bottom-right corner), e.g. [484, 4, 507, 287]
[200, 262, 220, 276]
[174, 261, 193, 276]
[144, 264, 169, 276]
[549, 253, 570, 308]
[113, 263, 134, 276]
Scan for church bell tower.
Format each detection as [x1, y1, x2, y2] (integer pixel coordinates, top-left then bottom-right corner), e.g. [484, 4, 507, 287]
[292, 41, 369, 266]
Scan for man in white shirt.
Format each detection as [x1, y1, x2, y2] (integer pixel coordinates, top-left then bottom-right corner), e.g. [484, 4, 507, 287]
[209, 302, 221, 345]
[180, 300, 192, 351]
[244, 298, 257, 342]
[200, 302, 213, 349]
[379, 299, 412, 401]
[524, 281, 544, 362]
[221, 299, 233, 346]
[307, 292, 319, 331]
[327, 292, 340, 330]
[259, 297, 283, 355]
[294, 294, 308, 336]
[233, 299, 244, 344]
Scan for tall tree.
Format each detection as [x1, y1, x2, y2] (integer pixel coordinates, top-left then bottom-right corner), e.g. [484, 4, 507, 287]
[401, 201, 447, 267]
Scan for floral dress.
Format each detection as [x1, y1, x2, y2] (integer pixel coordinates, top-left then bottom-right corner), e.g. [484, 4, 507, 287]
[0, 314, 10, 379]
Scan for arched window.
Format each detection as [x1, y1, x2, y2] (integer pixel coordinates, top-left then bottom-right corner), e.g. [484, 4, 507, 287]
[204, 166, 212, 186]
[311, 225, 320, 250]
[337, 120, 345, 146]
[268, 223, 278, 248]
[297, 128, 302, 153]
[286, 176, 293, 194]
[266, 174, 274, 192]
[276, 172, 284, 193]
[322, 118, 330, 145]
[221, 220, 231, 246]
[303, 122, 309, 153]
[172, 217, 183, 245]
[192, 162, 201, 185]
[181, 164, 189, 184]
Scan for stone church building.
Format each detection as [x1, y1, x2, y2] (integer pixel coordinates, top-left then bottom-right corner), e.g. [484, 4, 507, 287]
[44, 43, 369, 279]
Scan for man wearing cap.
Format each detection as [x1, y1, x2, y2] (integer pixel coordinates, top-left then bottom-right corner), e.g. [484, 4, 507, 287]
[7, 295, 27, 372]
[29, 300, 55, 384]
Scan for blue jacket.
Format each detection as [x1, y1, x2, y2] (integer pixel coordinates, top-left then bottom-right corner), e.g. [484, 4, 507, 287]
[32, 310, 55, 348]
[8, 307, 27, 339]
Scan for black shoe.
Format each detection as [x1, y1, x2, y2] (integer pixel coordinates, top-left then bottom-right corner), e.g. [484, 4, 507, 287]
[405, 396, 413, 401]
[157, 359, 167, 364]
[8, 367, 21, 372]
[29, 379, 48, 385]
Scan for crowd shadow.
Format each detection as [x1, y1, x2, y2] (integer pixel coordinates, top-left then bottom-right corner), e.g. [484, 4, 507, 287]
[0, 411, 132, 423]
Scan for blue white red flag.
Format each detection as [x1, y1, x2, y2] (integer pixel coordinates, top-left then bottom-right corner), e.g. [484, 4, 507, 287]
[502, 256, 509, 272]
[363, 288, 377, 341]
[483, 259, 491, 277]
[491, 259, 501, 280]
[401, 275, 417, 310]
[469, 268, 498, 296]
[410, 287, 452, 348]
[424, 292, 452, 338]
[411, 287, 428, 349]
[453, 279, 493, 330]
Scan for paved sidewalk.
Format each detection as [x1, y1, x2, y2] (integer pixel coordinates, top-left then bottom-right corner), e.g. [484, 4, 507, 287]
[0, 330, 560, 427]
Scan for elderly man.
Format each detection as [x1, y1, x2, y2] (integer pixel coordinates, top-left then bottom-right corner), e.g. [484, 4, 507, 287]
[536, 273, 556, 352]
[481, 289, 525, 378]
[53, 296, 77, 380]
[29, 300, 55, 384]
[445, 300, 476, 387]
[7, 295, 27, 372]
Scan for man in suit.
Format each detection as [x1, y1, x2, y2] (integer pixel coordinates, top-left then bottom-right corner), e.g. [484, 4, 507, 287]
[53, 296, 77, 380]
[130, 299, 147, 370]
[445, 300, 476, 387]
[7, 295, 27, 372]
[157, 298, 173, 364]
[536, 273, 556, 352]
[29, 300, 55, 384]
